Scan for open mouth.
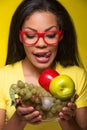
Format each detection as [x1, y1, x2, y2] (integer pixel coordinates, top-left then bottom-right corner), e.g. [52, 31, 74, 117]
[34, 51, 51, 63]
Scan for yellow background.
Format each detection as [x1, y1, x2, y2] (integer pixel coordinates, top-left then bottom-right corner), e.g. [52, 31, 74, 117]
[0, 0, 87, 70]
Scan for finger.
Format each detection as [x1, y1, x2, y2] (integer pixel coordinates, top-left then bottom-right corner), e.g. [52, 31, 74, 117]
[16, 106, 34, 116]
[67, 102, 76, 110]
[62, 107, 76, 117]
[58, 111, 74, 120]
[29, 115, 42, 123]
[58, 112, 70, 120]
[15, 98, 22, 108]
[23, 111, 41, 121]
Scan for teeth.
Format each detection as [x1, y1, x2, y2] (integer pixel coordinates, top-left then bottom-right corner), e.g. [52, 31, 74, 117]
[36, 55, 48, 58]
[35, 54, 45, 57]
[38, 55, 43, 57]
[35, 52, 51, 58]
[35, 54, 43, 57]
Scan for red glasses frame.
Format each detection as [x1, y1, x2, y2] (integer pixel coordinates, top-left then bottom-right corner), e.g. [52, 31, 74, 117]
[20, 30, 62, 46]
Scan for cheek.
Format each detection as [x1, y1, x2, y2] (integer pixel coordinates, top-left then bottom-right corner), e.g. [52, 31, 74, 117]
[52, 46, 58, 57]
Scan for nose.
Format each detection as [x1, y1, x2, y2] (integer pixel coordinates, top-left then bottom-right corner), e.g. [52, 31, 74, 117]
[35, 37, 47, 48]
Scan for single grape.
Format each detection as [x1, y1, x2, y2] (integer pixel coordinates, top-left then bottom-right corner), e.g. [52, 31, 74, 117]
[22, 92, 32, 100]
[31, 88, 37, 95]
[35, 105, 41, 111]
[14, 87, 20, 95]
[55, 104, 62, 112]
[17, 80, 25, 88]
[11, 84, 17, 90]
[35, 97, 41, 104]
[51, 104, 59, 114]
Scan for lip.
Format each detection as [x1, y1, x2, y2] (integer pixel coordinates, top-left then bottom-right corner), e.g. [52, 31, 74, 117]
[33, 51, 51, 63]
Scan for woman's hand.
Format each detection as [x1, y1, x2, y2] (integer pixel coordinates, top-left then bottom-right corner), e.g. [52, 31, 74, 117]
[58, 102, 76, 120]
[15, 99, 42, 125]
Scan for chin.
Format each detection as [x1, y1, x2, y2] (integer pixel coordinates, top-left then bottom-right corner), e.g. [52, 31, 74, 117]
[35, 64, 51, 70]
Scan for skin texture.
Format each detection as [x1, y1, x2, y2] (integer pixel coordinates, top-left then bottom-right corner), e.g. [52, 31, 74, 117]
[0, 11, 87, 130]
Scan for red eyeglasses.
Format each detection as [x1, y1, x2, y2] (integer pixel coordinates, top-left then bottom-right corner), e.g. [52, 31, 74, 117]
[20, 30, 62, 46]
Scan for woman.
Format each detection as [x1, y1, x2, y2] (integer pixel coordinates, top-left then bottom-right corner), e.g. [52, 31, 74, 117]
[0, 0, 87, 130]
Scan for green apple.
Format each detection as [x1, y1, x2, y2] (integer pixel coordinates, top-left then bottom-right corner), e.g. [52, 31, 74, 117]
[49, 75, 75, 100]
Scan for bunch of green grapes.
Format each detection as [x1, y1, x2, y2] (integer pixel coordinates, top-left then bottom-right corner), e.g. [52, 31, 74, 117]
[9, 80, 68, 120]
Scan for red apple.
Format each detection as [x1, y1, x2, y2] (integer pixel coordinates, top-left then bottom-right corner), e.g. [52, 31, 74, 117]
[39, 68, 59, 92]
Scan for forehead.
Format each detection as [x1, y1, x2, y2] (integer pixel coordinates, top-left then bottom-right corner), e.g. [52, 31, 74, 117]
[22, 11, 58, 31]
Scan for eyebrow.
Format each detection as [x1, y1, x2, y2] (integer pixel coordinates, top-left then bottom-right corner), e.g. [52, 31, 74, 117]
[23, 26, 58, 32]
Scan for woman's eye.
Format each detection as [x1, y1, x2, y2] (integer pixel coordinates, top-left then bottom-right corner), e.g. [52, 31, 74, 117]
[25, 33, 36, 39]
[46, 33, 57, 38]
